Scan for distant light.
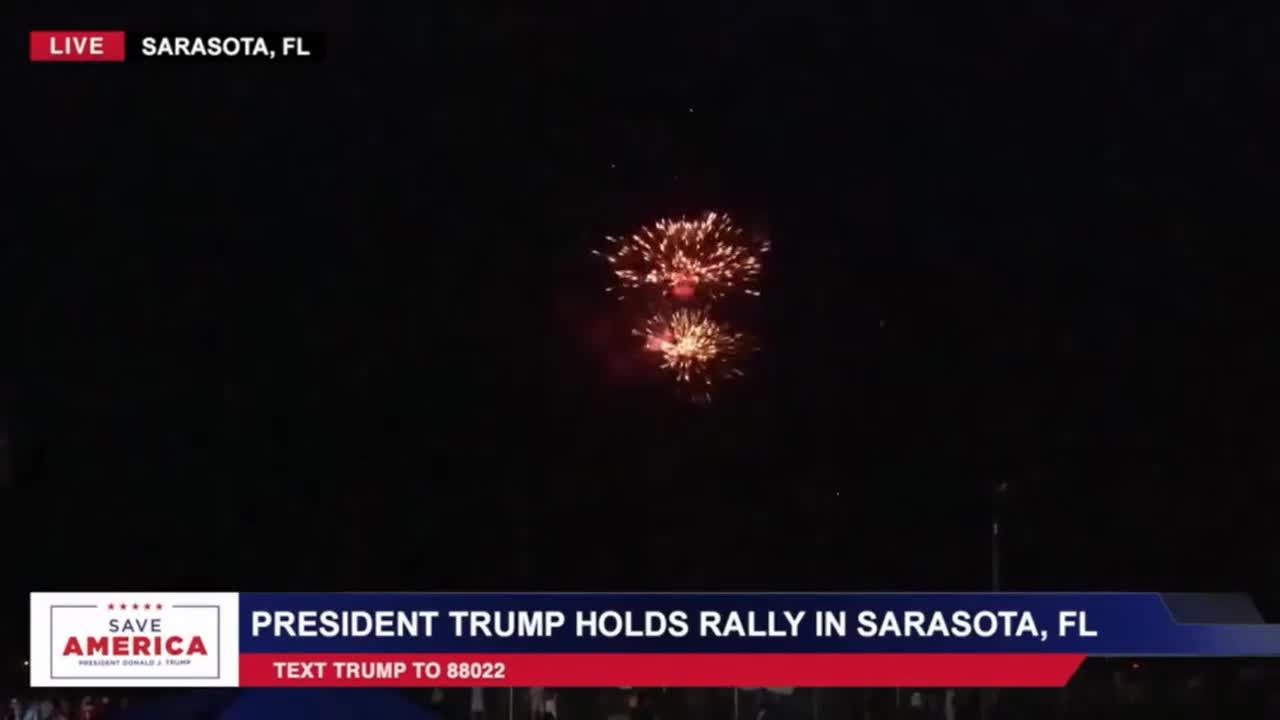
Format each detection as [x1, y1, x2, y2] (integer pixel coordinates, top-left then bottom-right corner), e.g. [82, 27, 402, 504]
[688, 107, 694, 113]
[22, 660, 28, 667]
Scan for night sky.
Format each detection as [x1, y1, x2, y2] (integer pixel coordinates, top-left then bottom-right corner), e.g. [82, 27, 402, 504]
[7, 3, 1280, 665]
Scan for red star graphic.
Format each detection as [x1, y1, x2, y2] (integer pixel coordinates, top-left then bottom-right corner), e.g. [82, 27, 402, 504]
[132, 603, 139, 610]
[107, 604, 114, 610]
[156, 603, 163, 610]
[144, 604, 151, 610]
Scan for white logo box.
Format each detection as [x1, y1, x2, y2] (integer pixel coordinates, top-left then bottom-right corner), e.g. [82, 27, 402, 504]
[30, 593, 240, 687]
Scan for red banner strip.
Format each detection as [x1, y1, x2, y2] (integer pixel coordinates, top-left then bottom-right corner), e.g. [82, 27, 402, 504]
[30, 32, 126, 62]
[240, 653, 1085, 688]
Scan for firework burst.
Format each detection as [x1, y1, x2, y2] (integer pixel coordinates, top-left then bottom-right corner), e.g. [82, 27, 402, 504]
[597, 212, 768, 302]
[637, 308, 745, 399]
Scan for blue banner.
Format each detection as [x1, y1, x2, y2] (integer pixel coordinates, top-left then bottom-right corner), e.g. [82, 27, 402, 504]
[237, 592, 1280, 656]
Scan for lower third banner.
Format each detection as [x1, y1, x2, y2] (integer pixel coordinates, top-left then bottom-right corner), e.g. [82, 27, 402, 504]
[29, 592, 1280, 688]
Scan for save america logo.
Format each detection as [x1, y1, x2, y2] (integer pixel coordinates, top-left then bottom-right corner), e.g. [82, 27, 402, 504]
[31, 593, 239, 686]
[62, 601, 209, 660]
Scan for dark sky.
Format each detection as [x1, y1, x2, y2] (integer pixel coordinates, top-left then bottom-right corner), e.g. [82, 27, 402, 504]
[7, 3, 1280, 663]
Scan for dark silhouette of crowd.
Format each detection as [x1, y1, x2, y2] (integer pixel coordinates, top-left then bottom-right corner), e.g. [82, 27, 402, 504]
[4, 695, 128, 720]
[7, 664, 1280, 720]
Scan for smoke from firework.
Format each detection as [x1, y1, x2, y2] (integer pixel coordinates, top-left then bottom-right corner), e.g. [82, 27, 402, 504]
[597, 212, 769, 303]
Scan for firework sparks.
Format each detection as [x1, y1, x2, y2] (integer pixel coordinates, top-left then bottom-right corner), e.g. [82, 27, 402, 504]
[638, 308, 744, 398]
[597, 212, 768, 302]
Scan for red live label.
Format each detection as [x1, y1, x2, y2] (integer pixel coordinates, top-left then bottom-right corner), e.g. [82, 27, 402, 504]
[30, 31, 126, 62]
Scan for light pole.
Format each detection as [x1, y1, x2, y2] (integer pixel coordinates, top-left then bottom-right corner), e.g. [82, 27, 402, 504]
[992, 481, 1006, 592]
[980, 481, 1009, 720]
